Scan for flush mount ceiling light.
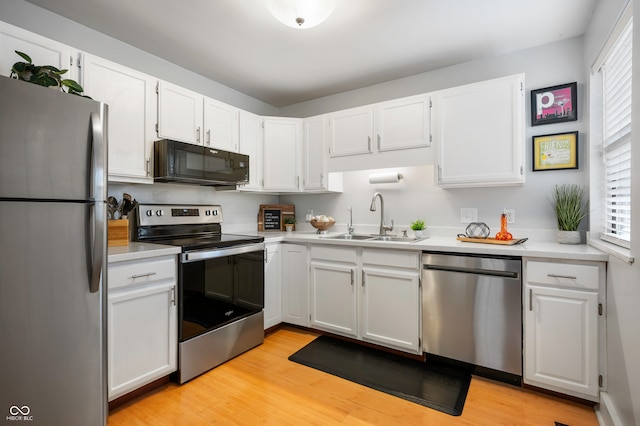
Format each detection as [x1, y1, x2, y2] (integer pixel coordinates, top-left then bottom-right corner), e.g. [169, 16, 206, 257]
[267, 0, 337, 29]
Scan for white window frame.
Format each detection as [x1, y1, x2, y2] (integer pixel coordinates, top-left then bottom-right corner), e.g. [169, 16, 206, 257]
[590, 3, 633, 258]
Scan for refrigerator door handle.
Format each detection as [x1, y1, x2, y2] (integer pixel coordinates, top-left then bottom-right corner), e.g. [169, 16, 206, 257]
[88, 109, 106, 293]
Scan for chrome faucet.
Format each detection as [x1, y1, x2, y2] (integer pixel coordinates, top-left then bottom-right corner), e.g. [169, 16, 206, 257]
[347, 206, 354, 235]
[369, 192, 394, 236]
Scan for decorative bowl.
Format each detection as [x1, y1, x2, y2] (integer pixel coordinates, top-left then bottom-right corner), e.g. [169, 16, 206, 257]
[310, 217, 336, 234]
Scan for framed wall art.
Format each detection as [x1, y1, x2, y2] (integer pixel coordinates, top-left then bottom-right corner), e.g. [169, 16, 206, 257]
[532, 131, 579, 171]
[530, 82, 577, 126]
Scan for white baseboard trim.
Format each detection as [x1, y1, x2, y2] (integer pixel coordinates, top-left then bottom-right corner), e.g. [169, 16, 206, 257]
[596, 392, 624, 426]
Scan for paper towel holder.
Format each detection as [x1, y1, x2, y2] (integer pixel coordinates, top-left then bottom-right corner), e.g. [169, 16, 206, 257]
[368, 172, 403, 184]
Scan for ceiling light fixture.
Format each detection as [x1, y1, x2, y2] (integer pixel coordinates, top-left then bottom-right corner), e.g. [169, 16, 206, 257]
[267, 0, 337, 29]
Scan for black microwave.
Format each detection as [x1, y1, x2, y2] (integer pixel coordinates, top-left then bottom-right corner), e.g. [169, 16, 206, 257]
[154, 139, 249, 188]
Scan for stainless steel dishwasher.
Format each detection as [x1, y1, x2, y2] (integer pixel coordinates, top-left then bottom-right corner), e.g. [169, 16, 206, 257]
[422, 252, 522, 380]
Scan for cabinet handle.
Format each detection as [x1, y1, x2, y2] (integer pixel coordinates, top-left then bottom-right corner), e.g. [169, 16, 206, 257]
[529, 288, 533, 311]
[196, 126, 201, 143]
[146, 158, 151, 177]
[297, 176, 300, 188]
[171, 285, 176, 306]
[377, 134, 381, 151]
[437, 165, 442, 183]
[367, 136, 372, 152]
[206, 129, 211, 146]
[362, 271, 366, 287]
[350, 269, 355, 286]
[131, 272, 156, 279]
[547, 273, 577, 280]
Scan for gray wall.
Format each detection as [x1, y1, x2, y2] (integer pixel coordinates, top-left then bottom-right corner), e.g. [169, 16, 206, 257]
[584, 0, 640, 425]
[0, 0, 279, 116]
[283, 38, 589, 239]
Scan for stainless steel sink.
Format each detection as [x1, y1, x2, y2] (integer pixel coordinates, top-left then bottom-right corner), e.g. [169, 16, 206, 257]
[325, 234, 374, 240]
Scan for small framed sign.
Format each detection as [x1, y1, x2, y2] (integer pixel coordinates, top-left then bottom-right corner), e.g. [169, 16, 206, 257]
[263, 209, 281, 230]
[531, 82, 577, 126]
[258, 204, 295, 231]
[532, 131, 579, 171]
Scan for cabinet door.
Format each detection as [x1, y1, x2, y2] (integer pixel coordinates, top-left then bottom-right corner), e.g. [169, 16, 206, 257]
[263, 118, 302, 191]
[360, 266, 421, 354]
[203, 97, 239, 151]
[264, 243, 282, 330]
[433, 73, 525, 188]
[0, 21, 77, 81]
[525, 285, 598, 398]
[108, 282, 177, 401]
[310, 261, 357, 337]
[328, 106, 373, 157]
[238, 110, 263, 191]
[82, 54, 155, 183]
[303, 115, 327, 190]
[157, 80, 203, 145]
[375, 95, 431, 152]
[281, 244, 308, 326]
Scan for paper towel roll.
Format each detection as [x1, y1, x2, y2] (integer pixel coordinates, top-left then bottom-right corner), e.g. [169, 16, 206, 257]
[368, 172, 403, 184]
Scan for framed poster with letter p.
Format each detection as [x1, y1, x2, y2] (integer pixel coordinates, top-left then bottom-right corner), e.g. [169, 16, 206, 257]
[531, 82, 577, 126]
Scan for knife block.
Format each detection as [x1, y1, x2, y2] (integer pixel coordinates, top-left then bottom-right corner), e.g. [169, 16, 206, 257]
[108, 219, 129, 247]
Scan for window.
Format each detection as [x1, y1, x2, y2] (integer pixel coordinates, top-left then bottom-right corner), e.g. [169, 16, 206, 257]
[594, 9, 632, 249]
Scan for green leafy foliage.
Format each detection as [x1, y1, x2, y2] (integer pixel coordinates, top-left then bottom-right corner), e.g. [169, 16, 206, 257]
[552, 184, 588, 231]
[410, 219, 426, 230]
[10, 50, 90, 98]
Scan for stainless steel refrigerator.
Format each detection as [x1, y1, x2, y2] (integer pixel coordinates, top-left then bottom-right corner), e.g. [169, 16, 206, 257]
[0, 75, 107, 425]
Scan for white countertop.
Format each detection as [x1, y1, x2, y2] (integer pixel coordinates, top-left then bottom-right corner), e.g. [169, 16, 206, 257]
[258, 231, 609, 262]
[108, 242, 181, 263]
[107, 232, 609, 263]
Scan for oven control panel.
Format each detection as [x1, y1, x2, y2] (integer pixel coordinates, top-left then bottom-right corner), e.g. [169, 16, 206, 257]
[137, 204, 223, 226]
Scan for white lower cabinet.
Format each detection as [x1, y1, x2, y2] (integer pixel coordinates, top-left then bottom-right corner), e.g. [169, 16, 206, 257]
[281, 244, 309, 326]
[107, 255, 177, 401]
[523, 259, 605, 401]
[309, 245, 421, 354]
[264, 243, 282, 330]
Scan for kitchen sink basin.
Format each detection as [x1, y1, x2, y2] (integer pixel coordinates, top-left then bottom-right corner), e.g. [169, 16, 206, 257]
[325, 234, 374, 240]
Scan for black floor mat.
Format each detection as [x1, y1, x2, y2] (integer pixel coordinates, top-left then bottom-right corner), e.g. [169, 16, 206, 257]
[288, 335, 472, 416]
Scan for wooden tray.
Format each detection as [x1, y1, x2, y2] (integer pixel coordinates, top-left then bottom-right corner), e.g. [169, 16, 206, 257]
[456, 236, 528, 245]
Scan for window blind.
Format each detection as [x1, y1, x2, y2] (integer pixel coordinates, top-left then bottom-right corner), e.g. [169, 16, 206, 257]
[601, 19, 632, 247]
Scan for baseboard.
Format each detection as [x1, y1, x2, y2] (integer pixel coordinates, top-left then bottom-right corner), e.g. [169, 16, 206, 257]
[596, 392, 624, 426]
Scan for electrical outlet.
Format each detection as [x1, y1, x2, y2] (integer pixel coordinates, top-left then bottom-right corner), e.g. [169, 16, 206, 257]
[504, 209, 515, 224]
[461, 208, 478, 223]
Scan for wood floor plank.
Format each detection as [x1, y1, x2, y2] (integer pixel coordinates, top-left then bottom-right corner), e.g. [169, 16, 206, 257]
[108, 326, 599, 425]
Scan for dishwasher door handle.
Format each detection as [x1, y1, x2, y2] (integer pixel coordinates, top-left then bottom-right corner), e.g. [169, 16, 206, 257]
[423, 264, 519, 279]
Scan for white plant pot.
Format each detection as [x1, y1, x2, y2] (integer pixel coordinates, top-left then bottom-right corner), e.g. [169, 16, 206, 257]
[414, 230, 424, 238]
[285, 224, 294, 232]
[557, 230, 581, 244]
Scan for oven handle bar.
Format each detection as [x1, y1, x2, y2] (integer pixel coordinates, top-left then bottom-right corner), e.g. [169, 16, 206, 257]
[182, 242, 265, 263]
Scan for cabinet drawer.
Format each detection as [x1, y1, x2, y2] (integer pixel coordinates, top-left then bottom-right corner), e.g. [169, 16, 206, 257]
[310, 245, 357, 264]
[109, 256, 176, 290]
[362, 249, 419, 270]
[526, 260, 599, 290]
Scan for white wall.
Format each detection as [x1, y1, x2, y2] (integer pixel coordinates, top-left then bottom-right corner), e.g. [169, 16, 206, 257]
[283, 38, 589, 240]
[584, 0, 640, 425]
[0, 0, 279, 116]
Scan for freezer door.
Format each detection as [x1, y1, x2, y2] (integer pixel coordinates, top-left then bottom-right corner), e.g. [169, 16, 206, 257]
[0, 201, 107, 425]
[0, 75, 104, 201]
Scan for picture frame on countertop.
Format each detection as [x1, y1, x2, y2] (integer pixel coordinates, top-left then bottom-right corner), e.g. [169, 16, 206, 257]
[530, 82, 577, 126]
[532, 131, 579, 171]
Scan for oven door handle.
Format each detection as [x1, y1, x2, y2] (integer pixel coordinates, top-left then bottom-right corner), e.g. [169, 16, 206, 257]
[182, 242, 265, 262]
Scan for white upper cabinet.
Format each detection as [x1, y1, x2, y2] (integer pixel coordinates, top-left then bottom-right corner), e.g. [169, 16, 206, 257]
[328, 106, 374, 157]
[303, 115, 327, 191]
[263, 117, 302, 192]
[432, 73, 525, 188]
[203, 96, 239, 152]
[157, 81, 203, 145]
[375, 94, 431, 152]
[0, 21, 77, 81]
[81, 54, 156, 183]
[238, 110, 264, 191]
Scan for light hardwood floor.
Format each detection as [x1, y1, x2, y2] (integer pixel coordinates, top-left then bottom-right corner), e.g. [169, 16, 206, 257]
[108, 326, 599, 425]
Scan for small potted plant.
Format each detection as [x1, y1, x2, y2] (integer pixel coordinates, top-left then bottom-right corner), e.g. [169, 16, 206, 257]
[410, 219, 426, 238]
[552, 184, 587, 244]
[284, 217, 296, 232]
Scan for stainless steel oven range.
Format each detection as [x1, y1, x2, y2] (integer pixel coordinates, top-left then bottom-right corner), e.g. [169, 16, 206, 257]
[134, 204, 265, 384]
